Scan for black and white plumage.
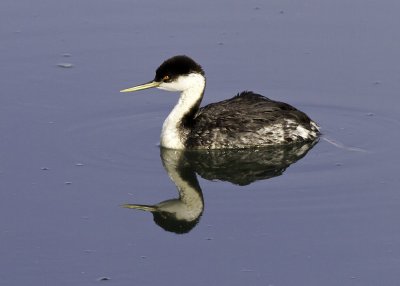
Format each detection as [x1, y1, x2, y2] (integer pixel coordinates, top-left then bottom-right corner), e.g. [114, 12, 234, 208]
[121, 55, 320, 149]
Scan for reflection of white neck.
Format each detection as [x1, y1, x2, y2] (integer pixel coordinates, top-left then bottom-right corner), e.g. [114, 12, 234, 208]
[161, 149, 203, 221]
[159, 73, 206, 149]
[122, 149, 204, 222]
[159, 170, 203, 221]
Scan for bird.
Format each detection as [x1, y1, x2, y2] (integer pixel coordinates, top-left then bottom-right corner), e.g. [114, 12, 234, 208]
[120, 55, 320, 150]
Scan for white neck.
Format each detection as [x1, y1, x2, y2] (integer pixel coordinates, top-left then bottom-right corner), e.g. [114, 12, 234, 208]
[159, 73, 206, 149]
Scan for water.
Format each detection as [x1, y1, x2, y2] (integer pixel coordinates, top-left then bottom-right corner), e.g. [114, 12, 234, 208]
[1, 0, 400, 285]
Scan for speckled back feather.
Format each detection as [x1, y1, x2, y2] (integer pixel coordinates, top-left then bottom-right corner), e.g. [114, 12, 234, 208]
[184, 91, 319, 149]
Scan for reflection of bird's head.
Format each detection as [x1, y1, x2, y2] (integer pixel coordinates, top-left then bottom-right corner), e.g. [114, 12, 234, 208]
[153, 211, 201, 234]
[122, 198, 203, 235]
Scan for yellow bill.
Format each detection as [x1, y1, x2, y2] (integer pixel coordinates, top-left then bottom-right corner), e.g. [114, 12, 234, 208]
[120, 81, 160, 93]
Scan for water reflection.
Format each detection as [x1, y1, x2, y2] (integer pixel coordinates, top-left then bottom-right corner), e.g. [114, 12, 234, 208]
[123, 149, 204, 234]
[123, 140, 318, 233]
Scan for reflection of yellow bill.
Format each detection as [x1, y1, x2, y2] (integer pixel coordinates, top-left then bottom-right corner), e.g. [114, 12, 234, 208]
[121, 204, 157, 211]
[120, 81, 160, 93]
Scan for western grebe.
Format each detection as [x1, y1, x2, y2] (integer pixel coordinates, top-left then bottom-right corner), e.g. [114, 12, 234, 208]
[120, 55, 320, 149]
